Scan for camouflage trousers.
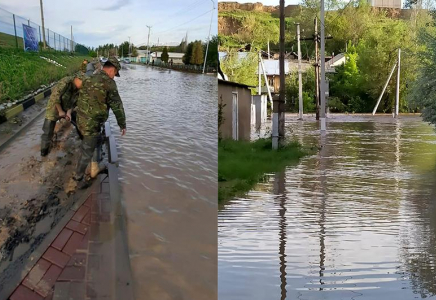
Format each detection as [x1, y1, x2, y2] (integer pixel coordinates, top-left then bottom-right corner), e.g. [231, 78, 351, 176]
[40, 119, 57, 152]
[41, 112, 80, 152]
[75, 134, 103, 178]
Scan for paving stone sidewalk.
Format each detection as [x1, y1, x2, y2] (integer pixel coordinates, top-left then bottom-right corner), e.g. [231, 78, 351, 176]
[8, 173, 132, 300]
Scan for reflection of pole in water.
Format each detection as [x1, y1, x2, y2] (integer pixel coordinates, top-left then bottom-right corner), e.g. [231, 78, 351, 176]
[274, 171, 287, 300]
[394, 120, 401, 194]
[318, 133, 327, 289]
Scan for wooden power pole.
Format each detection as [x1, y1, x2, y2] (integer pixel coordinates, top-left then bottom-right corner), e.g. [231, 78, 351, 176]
[273, 0, 286, 149]
[320, 0, 327, 132]
[297, 23, 303, 120]
[315, 18, 320, 120]
[39, 0, 46, 49]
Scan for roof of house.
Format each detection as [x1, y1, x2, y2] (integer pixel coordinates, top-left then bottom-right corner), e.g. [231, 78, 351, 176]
[257, 59, 290, 75]
[326, 53, 346, 67]
[218, 79, 254, 89]
[219, 52, 249, 61]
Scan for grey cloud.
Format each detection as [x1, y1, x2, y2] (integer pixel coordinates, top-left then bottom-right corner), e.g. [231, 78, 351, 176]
[99, 0, 131, 11]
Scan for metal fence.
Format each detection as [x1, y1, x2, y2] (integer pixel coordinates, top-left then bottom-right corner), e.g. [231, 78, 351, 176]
[0, 7, 88, 53]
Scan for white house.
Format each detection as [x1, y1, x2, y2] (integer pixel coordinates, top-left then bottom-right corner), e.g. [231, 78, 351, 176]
[150, 52, 185, 65]
[326, 53, 346, 73]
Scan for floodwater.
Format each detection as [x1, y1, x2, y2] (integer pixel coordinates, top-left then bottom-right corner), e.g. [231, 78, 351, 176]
[110, 65, 217, 300]
[219, 115, 436, 300]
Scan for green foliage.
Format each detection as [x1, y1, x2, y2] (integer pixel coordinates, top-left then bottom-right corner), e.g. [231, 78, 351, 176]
[88, 50, 97, 58]
[409, 30, 436, 125]
[0, 48, 89, 104]
[218, 138, 305, 201]
[183, 42, 194, 65]
[96, 43, 118, 57]
[219, 10, 280, 49]
[190, 41, 204, 65]
[205, 35, 218, 67]
[220, 4, 436, 113]
[220, 51, 259, 89]
[161, 47, 169, 63]
[328, 96, 347, 112]
[286, 68, 317, 112]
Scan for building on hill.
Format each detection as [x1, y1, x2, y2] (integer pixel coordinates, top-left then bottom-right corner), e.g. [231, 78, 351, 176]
[368, 0, 402, 8]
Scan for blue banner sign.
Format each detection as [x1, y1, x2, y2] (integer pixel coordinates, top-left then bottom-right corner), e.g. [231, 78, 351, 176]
[22, 24, 39, 51]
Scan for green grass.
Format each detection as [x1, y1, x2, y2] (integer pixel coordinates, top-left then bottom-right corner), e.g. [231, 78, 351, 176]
[0, 32, 24, 49]
[218, 138, 306, 201]
[0, 47, 90, 104]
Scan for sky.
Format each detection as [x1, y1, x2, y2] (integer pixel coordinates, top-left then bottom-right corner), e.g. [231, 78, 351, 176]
[0, 0, 217, 48]
[217, 0, 300, 5]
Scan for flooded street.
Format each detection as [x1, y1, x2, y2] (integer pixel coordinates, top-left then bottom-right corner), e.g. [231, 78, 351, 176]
[219, 115, 436, 300]
[112, 65, 217, 300]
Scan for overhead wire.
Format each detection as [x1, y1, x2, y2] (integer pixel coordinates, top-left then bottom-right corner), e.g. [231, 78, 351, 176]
[135, 0, 215, 46]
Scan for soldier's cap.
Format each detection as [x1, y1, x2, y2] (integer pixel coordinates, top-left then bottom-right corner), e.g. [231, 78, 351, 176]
[104, 57, 121, 77]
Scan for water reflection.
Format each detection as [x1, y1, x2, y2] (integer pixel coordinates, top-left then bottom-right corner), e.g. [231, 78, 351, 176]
[219, 115, 436, 300]
[273, 171, 287, 300]
[109, 65, 217, 300]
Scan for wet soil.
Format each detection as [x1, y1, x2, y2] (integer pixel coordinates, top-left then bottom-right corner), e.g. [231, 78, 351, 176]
[0, 114, 86, 286]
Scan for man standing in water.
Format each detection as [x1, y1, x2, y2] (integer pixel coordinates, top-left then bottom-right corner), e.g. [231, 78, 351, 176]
[40, 75, 83, 156]
[73, 57, 126, 189]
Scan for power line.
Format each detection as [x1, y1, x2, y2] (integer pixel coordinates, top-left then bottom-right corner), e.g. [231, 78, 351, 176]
[304, 0, 356, 39]
[151, 0, 205, 28]
[154, 8, 214, 35]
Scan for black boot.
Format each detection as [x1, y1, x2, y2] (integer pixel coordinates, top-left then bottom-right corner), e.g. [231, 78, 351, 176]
[41, 119, 56, 156]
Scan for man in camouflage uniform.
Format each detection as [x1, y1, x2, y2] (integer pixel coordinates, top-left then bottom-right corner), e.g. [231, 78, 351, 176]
[73, 56, 126, 188]
[85, 58, 101, 76]
[80, 59, 89, 73]
[40, 75, 82, 156]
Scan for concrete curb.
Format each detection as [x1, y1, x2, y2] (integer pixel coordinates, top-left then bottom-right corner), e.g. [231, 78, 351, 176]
[104, 121, 135, 300]
[0, 87, 53, 124]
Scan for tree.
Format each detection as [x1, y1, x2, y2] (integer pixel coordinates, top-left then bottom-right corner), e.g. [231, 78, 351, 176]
[409, 30, 436, 124]
[220, 51, 259, 89]
[204, 35, 219, 68]
[131, 47, 138, 57]
[161, 47, 169, 63]
[190, 41, 204, 65]
[183, 42, 194, 65]
[118, 41, 130, 57]
[89, 50, 97, 58]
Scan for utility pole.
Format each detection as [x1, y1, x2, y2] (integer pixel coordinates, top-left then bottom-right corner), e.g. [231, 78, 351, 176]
[268, 40, 270, 59]
[203, 0, 215, 74]
[395, 48, 401, 118]
[273, 0, 286, 149]
[314, 18, 320, 120]
[320, 0, 327, 132]
[70, 25, 73, 52]
[128, 36, 131, 57]
[297, 23, 303, 120]
[39, 0, 46, 49]
[146, 25, 152, 63]
[258, 52, 261, 95]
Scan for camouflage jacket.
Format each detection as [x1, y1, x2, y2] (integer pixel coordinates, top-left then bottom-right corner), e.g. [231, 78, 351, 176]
[45, 76, 79, 121]
[80, 61, 88, 72]
[76, 70, 126, 136]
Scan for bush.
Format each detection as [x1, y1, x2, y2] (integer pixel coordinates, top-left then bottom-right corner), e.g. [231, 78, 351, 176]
[328, 97, 347, 112]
